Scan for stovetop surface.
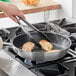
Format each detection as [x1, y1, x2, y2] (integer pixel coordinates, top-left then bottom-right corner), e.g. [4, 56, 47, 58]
[0, 18, 76, 76]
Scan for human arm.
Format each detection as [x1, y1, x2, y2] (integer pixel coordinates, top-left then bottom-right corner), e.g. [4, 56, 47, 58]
[0, 1, 25, 22]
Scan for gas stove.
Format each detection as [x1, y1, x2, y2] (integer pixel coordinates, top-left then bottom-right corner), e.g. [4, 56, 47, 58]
[0, 18, 76, 76]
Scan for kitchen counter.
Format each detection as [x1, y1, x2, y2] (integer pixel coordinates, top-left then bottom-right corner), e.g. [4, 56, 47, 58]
[0, 49, 36, 76]
[0, 0, 61, 18]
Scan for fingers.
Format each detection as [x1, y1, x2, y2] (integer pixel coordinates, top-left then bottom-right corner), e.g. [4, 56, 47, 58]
[18, 12, 25, 19]
[9, 11, 25, 23]
[9, 15, 18, 23]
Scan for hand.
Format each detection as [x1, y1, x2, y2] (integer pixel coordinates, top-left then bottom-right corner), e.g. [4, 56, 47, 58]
[1, 3, 25, 22]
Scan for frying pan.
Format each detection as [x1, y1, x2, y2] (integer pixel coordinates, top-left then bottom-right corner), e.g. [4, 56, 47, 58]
[0, 17, 71, 62]
[12, 32, 71, 62]
[0, 30, 71, 62]
[11, 16, 71, 62]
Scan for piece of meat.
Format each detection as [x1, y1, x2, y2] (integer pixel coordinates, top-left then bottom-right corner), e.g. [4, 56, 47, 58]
[22, 42, 35, 52]
[39, 40, 53, 52]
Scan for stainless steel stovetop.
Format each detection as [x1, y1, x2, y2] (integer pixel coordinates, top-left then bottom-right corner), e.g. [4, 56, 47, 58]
[0, 18, 76, 76]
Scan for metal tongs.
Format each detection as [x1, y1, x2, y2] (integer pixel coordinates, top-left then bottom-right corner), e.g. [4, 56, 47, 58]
[15, 16, 52, 49]
[15, 16, 42, 49]
[17, 16, 51, 42]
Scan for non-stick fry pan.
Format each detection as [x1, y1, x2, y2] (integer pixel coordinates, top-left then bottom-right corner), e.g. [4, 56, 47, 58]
[12, 32, 71, 62]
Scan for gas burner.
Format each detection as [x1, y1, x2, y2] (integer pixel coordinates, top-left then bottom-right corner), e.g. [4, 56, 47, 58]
[31, 63, 69, 76]
[0, 30, 10, 42]
[50, 18, 76, 33]
[15, 22, 50, 36]
[64, 27, 76, 33]
[50, 18, 76, 27]
[16, 27, 24, 36]
[33, 23, 47, 31]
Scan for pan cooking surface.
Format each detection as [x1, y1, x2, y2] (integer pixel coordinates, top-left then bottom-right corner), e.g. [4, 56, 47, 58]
[13, 32, 71, 52]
